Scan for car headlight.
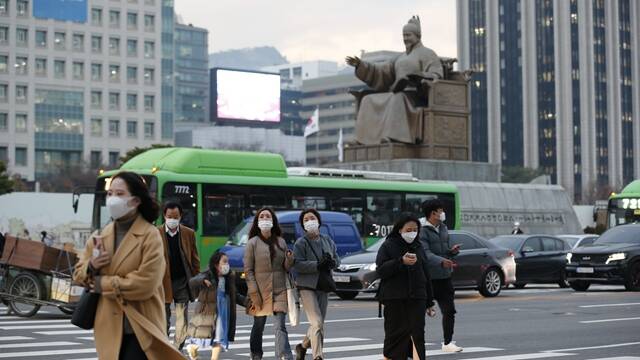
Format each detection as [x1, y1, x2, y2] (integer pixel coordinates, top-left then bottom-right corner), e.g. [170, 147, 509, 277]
[605, 252, 626, 264]
[363, 263, 377, 271]
[566, 253, 573, 263]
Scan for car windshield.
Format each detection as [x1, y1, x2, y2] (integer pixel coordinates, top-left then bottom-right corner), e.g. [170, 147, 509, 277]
[558, 236, 579, 248]
[229, 221, 252, 246]
[595, 226, 640, 245]
[490, 236, 523, 251]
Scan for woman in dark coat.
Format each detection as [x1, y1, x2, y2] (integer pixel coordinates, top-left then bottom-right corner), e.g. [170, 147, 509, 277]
[376, 214, 435, 360]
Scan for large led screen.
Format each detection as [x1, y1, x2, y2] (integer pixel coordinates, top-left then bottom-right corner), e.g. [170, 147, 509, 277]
[33, 0, 88, 23]
[216, 69, 280, 122]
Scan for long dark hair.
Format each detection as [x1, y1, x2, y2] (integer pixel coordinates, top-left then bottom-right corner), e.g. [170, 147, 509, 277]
[299, 208, 322, 229]
[111, 171, 159, 223]
[248, 207, 285, 260]
[209, 251, 227, 278]
[390, 214, 421, 239]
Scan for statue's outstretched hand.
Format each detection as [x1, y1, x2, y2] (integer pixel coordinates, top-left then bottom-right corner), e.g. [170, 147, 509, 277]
[346, 56, 361, 67]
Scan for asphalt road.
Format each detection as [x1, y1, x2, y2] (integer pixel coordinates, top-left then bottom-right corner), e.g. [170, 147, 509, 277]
[1, 285, 639, 359]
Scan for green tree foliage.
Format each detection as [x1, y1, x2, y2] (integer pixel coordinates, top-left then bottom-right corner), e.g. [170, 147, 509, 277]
[118, 144, 173, 165]
[0, 160, 14, 195]
[501, 166, 546, 183]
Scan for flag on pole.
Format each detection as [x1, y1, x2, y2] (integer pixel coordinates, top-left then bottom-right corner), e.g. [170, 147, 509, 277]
[304, 107, 319, 137]
[337, 128, 344, 162]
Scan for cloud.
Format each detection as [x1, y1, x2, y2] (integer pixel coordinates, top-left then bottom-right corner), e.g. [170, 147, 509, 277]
[175, 0, 457, 63]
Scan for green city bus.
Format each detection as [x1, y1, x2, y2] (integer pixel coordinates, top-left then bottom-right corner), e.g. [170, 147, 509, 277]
[93, 148, 460, 268]
[608, 179, 640, 228]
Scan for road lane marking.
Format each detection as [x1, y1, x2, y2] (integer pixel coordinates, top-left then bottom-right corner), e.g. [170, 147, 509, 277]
[233, 333, 305, 341]
[0, 324, 76, 330]
[230, 337, 368, 350]
[236, 316, 381, 328]
[579, 302, 640, 308]
[0, 336, 33, 341]
[0, 319, 72, 325]
[544, 341, 640, 352]
[454, 354, 574, 360]
[580, 317, 640, 324]
[587, 357, 640, 360]
[0, 341, 80, 349]
[0, 348, 96, 358]
[35, 330, 92, 335]
[262, 346, 503, 359]
[249, 344, 383, 358]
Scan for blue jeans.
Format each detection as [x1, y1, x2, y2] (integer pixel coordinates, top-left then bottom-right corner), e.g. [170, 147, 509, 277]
[250, 312, 293, 359]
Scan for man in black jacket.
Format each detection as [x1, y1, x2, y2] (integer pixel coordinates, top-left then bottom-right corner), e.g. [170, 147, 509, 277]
[419, 199, 463, 353]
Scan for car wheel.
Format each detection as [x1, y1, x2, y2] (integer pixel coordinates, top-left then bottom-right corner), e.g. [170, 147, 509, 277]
[479, 268, 502, 297]
[514, 283, 526, 289]
[569, 280, 591, 292]
[335, 291, 358, 300]
[558, 270, 570, 288]
[624, 261, 640, 291]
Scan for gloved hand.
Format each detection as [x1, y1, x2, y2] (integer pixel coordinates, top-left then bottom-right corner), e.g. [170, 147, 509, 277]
[318, 253, 336, 270]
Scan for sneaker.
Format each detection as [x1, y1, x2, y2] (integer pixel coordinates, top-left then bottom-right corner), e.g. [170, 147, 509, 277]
[441, 341, 463, 352]
[295, 343, 307, 360]
[185, 344, 199, 360]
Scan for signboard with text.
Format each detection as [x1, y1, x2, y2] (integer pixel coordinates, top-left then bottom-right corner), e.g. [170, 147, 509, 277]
[33, 0, 88, 23]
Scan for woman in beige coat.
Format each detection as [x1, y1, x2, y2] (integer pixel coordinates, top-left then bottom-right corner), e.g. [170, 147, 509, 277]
[244, 207, 295, 360]
[73, 172, 183, 360]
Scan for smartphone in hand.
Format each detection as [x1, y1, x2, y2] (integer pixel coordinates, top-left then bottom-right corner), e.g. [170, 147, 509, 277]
[92, 234, 103, 259]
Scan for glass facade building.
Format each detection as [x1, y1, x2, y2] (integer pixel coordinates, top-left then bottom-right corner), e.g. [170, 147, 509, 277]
[174, 23, 209, 128]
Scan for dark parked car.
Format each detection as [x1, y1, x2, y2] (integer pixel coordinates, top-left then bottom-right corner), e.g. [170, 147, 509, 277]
[566, 224, 640, 291]
[489, 235, 571, 289]
[332, 230, 516, 299]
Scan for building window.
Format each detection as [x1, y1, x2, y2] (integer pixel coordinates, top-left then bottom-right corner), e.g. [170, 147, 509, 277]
[91, 63, 102, 81]
[109, 120, 120, 137]
[54, 60, 65, 78]
[15, 113, 27, 132]
[91, 91, 102, 108]
[127, 12, 138, 30]
[15, 85, 27, 102]
[0, 54, 6, 73]
[15, 147, 27, 166]
[109, 64, 120, 82]
[15, 56, 28, 75]
[109, 37, 120, 55]
[72, 61, 84, 80]
[108, 151, 119, 167]
[144, 14, 154, 31]
[144, 41, 155, 58]
[36, 30, 47, 47]
[127, 39, 137, 57]
[17, 0, 28, 17]
[0, 84, 7, 102]
[91, 118, 102, 136]
[144, 121, 154, 139]
[126, 93, 137, 110]
[0, 146, 6, 163]
[54, 32, 66, 50]
[90, 151, 102, 168]
[144, 95, 154, 112]
[144, 67, 154, 85]
[91, 35, 102, 53]
[72, 33, 84, 51]
[109, 92, 120, 110]
[126, 120, 137, 137]
[0, 113, 6, 131]
[0, 0, 7, 16]
[127, 66, 137, 84]
[91, 8, 102, 26]
[35, 58, 46, 76]
[16, 28, 28, 46]
[109, 10, 120, 28]
[0, 26, 7, 43]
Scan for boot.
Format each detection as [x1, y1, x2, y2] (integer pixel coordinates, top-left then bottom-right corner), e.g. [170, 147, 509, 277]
[295, 343, 307, 360]
[250, 353, 262, 360]
[210, 345, 222, 360]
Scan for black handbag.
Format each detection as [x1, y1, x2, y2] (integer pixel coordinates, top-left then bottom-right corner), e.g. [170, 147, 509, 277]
[71, 289, 100, 330]
[304, 237, 337, 293]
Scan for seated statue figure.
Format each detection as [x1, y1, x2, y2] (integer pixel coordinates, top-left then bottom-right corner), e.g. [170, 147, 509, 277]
[346, 16, 443, 145]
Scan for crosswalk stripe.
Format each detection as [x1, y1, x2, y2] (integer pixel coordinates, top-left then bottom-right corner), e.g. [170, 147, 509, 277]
[0, 348, 96, 358]
[35, 330, 92, 335]
[328, 347, 504, 360]
[77, 337, 95, 341]
[0, 336, 33, 341]
[453, 353, 575, 360]
[255, 343, 383, 357]
[233, 333, 306, 341]
[232, 337, 368, 351]
[587, 357, 640, 360]
[0, 341, 80, 349]
[0, 324, 76, 330]
[236, 316, 381, 328]
[0, 319, 72, 325]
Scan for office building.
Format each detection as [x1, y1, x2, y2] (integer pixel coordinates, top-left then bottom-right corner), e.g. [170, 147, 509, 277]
[457, 0, 640, 201]
[174, 22, 208, 131]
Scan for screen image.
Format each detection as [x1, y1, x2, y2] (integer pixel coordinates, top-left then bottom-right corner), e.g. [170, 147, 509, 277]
[33, 0, 88, 23]
[216, 69, 280, 122]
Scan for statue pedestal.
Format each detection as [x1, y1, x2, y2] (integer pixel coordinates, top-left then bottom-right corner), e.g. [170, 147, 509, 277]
[344, 141, 469, 162]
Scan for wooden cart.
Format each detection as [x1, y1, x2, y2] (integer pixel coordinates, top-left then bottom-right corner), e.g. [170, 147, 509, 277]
[0, 235, 81, 317]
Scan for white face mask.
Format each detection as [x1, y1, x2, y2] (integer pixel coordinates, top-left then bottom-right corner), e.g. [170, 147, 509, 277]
[165, 218, 180, 230]
[401, 231, 418, 243]
[439, 211, 446, 222]
[219, 263, 230, 275]
[258, 220, 273, 231]
[106, 196, 135, 220]
[304, 219, 320, 233]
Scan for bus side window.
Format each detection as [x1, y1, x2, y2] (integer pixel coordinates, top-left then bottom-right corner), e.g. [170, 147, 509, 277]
[202, 190, 245, 237]
[365, 193, 401, 237]
[163, 182, 197, 230]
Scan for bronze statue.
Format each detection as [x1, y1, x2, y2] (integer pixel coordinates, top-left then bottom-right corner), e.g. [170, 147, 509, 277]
[346, 16, 443, 145]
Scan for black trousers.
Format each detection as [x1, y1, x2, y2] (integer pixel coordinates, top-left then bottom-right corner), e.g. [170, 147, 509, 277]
[119, 334, 147, 360]
[432, 278, 457, 344]
[382, 299, 427, 360]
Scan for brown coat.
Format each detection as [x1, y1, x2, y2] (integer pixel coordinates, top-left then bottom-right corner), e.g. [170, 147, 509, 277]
[243, 236, 293, 316]
[159, 223, 200, 303]
[187, 270, 237, 341]
[73, 215, 183, 360]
